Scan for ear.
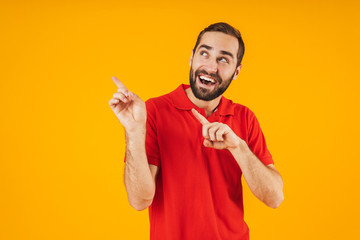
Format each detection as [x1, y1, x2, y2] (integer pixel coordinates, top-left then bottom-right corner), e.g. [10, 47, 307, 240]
[189, 50, 194, 67]
[232, 64, 242, 80]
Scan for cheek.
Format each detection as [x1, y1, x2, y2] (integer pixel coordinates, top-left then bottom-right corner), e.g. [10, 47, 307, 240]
[220, 66, 236, 77]
[193, 56, 208, 65]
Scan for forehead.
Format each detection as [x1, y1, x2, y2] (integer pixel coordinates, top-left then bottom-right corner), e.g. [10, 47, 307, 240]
[196, 31, 239, 55]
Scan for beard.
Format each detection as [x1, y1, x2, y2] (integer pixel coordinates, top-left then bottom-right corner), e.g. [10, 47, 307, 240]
[189, 67, 234, 101]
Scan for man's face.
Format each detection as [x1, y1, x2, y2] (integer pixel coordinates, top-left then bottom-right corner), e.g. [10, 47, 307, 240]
[190, 31, 241, 101]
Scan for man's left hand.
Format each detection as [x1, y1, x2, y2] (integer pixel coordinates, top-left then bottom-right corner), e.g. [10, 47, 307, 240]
[191, 108, 242, 150]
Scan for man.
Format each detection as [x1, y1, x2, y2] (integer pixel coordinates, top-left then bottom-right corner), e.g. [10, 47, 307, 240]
[109, 22, 284, 240]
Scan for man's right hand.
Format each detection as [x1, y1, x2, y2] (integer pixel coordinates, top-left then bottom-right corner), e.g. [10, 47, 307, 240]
[110, 77, 157, 211]
[109, 76, 146, 133]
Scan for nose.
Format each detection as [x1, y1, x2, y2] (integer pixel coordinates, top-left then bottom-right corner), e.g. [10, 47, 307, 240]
[203, 58, 218, 73]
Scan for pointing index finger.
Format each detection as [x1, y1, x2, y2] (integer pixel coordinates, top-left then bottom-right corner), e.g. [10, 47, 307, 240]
[112, 76, 128, 91]
[191, 108, 209, 125]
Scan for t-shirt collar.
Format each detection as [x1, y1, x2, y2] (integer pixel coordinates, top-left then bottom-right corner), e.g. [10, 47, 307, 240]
[169, 84, 235, 116]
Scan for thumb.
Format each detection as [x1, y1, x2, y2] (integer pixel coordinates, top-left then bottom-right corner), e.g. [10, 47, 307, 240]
[203, 139, 212, 147]
[203, 139, 226, 149]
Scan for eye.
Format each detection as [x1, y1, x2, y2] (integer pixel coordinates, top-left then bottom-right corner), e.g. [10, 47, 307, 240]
[200, 51, 208, 57]
[218, 57, 229, 63]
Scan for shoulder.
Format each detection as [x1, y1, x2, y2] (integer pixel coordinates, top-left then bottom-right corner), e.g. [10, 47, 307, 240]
[145, 91, 172, 112]
[145, 84, 187, 112]
[146, 92, 171, 105]
[144, 87, 180, 119]
[222, 97, 261, 135]
[222, 96, 256, 120]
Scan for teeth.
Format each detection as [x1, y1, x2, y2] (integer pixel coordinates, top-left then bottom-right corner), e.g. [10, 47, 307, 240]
[199, 76, 215, 83]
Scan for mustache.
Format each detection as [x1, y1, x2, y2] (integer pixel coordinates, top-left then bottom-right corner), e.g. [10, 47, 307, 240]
[195, 69, 222, 84]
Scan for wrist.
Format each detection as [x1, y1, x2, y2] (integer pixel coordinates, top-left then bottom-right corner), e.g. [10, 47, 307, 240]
[228, 137, 247, 155]
[126, 126, 146, 141]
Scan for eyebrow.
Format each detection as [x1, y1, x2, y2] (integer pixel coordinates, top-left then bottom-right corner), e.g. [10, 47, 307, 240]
[198, 44, 234, 59]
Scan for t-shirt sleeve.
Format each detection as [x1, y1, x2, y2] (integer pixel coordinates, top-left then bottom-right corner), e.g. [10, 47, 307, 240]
[247, 110, 274, 165]
[145, 100, 161, 167]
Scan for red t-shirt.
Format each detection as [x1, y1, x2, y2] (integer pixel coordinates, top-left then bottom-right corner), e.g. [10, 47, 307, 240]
[145, 84, 273, 240]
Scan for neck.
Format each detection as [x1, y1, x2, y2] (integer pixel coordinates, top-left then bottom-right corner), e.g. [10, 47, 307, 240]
[185, 88, 222, 117]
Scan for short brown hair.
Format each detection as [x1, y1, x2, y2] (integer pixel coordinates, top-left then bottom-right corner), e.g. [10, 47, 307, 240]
[193, 22, 245, 67]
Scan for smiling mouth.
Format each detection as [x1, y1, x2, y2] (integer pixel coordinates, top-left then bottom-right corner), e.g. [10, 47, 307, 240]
[199, 75, 217, 86]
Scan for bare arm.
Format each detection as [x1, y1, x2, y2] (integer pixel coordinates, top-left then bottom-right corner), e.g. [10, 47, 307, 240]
[109, 76, 158, 211]
[229, 144, 283, 208]
[191, 108, 284, 208]
[124, 131, 159, 211]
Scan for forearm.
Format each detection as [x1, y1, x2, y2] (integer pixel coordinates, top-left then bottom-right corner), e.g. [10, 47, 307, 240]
[229, 139, 284, 208]
[124, 128, 155, 211]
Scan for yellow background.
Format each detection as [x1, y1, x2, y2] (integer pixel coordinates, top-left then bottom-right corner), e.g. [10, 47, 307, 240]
[1, 0, 359, 239]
